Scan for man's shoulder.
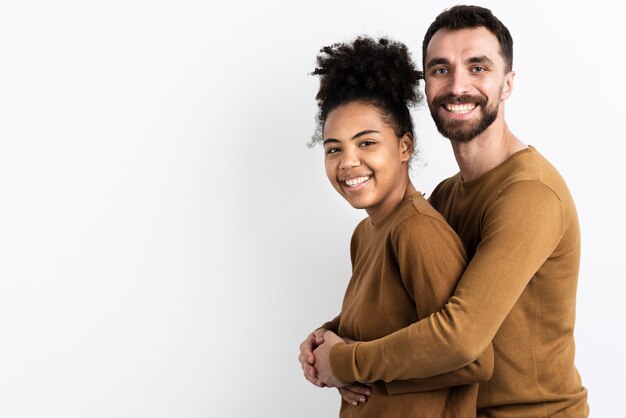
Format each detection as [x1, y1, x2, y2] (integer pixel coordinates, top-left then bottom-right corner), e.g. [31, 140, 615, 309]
[428, 146, 574, 211]
[499, 146, 572, 203]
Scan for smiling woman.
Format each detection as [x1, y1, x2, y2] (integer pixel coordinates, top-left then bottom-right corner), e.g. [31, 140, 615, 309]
[297, 36, 494, 418]
[322, 101, 414, 224]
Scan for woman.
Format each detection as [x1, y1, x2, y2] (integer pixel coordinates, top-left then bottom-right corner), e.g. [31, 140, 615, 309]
[300, 37, 493, 417]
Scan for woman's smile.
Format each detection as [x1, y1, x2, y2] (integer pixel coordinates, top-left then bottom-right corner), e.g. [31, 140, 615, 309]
[342, 175, 371, 191]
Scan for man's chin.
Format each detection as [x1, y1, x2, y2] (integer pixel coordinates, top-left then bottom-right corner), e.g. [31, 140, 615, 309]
[436, 122, 479, 143]
[432, 109, 498, 143]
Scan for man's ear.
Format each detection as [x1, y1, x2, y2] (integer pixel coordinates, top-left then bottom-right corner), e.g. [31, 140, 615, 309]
[501, 70, 515, 101]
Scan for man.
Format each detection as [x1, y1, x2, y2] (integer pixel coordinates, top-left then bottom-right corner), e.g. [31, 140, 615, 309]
[300, 5, 589, 417]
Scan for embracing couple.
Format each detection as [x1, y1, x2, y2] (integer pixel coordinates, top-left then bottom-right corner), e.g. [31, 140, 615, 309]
[298, 5, 589, 418]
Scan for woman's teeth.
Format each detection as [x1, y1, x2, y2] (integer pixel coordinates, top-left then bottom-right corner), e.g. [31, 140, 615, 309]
[344, 176, 370, 187]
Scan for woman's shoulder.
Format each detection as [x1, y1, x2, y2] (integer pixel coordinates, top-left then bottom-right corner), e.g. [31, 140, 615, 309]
[391, 193, 464, 247]
[398, 192, 451, 227]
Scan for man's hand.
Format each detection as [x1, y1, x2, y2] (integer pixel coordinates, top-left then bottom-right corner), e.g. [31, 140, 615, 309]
[313, 330, 346, 388]
[298, 328, 327, 387]
[338, 383, 371, 406]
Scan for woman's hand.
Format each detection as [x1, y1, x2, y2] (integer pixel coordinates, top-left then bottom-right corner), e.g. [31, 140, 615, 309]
[338, 383, 372, 406]
[313, 330, 346, 387]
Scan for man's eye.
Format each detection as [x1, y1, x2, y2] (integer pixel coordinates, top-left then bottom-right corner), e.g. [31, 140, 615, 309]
[433, 68, 448, 75]
[472, 66, 486, 73]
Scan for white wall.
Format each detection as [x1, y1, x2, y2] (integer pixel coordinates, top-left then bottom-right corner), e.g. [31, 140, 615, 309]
[0, 1, 622, 416]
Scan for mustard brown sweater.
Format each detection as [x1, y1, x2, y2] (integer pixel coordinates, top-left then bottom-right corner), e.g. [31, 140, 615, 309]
[326, 193, 493, 418]
[329, 146, 589, 417]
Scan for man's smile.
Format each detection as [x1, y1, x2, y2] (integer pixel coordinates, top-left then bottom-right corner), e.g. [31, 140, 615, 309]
[445, 103, 477, 114]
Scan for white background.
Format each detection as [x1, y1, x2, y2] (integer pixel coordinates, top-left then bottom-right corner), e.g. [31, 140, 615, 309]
[0, 1, 623, 417]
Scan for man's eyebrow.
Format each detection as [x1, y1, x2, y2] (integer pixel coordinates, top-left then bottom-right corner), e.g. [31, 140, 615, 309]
[426, 57, 449, 69]
[426, 56, 495, 69]
[323, 130, 380, 145]
[467, 55, 494, 66]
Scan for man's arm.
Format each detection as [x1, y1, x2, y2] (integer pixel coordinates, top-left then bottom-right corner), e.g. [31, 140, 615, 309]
[329, 181, 562, 384]
[383, 348, 493, 394]
[318, 330, 494, 392]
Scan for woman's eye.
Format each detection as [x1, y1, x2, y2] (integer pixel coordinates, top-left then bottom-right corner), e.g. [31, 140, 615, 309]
[326, 147, 340, 155]
[360, 140, 375, 148]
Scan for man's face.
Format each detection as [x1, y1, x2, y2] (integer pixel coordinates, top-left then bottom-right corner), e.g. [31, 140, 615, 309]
[424, 27, 514, 142]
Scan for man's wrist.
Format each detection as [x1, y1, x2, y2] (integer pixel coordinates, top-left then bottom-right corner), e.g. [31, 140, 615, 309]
[330, 341, 356, 386]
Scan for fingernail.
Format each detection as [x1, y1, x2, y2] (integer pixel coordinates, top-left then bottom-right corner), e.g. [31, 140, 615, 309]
[359, 397, 365, 402]
[365, 390, 371, 396]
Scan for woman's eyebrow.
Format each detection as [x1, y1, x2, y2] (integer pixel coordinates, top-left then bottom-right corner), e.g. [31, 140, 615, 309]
[323, 130, 380, 145]
[352, 130, 379, 139]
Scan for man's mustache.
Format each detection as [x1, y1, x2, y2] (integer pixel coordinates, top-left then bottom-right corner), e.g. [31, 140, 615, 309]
[432, 94, 487, 108]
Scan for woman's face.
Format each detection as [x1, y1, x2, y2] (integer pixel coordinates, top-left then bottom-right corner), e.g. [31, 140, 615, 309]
[322, 101, 413, 223]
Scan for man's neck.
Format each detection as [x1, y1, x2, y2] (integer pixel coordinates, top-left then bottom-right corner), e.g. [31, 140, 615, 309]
[451, 121, 527, 182]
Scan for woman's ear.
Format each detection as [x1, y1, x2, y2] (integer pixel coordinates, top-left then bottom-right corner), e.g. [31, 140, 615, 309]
[400, 133, 414, 162]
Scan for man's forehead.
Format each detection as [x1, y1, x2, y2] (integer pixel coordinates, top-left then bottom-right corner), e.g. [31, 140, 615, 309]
[426, 27, 501, 60]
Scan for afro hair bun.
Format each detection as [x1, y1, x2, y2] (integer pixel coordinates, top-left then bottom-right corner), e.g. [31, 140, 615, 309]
[311, 36, 422, 145]
[313, 36, 422, 121]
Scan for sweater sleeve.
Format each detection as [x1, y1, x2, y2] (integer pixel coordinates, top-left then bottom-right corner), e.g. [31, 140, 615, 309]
[330, 181, 562, 383]
[383, 347, 493, 394]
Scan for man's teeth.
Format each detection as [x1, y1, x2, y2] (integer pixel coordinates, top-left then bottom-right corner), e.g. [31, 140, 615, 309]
[344, 176, 370, 187]
[446, 103, 476, 114]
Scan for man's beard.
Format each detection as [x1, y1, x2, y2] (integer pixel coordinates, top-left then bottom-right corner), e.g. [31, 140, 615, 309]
[429, 94, 499, 143]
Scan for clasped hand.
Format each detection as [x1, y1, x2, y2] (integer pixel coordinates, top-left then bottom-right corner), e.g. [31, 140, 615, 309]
[299, 330, 372, 406]
[312, 330, 345, 388]
[298, 329, 346, 387]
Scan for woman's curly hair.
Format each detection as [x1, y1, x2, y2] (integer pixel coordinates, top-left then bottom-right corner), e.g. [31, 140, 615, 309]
[311, 36, 423, 145]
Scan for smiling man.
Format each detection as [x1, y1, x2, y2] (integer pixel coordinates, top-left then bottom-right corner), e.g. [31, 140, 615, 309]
[419, 6, 589, 416]
[300, 5, 589, 417]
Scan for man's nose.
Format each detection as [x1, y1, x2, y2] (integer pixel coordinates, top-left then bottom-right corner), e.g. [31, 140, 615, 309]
[449, 69, 471, 96]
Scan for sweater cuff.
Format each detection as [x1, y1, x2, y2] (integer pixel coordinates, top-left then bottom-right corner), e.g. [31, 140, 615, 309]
[330, 342, 358, 385]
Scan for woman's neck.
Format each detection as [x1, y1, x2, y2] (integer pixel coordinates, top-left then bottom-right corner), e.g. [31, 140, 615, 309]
[367, 179, 417, 225]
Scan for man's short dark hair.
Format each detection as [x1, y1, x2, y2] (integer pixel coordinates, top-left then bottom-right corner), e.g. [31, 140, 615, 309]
[422, 5, 513, 72]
